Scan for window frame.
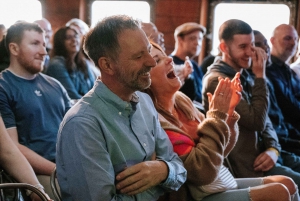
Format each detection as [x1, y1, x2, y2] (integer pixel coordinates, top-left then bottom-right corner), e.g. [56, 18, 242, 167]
[206, 0, 297, 55]
[85, 0, 155, 26]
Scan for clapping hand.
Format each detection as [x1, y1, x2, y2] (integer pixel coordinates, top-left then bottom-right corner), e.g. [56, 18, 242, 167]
[228, 72, 242, 116]
[183, 56, 193, 79]
[207, 77, 233, 114]
[207, 73, 242, 116]
[173, 56, 193, 84]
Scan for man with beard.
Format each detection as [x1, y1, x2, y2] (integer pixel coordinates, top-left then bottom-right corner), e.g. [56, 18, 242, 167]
[202, 19, 300, 191]
[0, 21, 71, 199]
[56, 15, 186, 201]
[266, 24, 300, 135]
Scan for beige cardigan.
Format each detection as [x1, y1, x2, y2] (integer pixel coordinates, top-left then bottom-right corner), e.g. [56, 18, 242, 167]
[158, 92, 240, 201]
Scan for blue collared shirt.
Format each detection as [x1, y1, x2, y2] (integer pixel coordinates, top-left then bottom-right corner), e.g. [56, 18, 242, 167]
[56, 80, 186, 201]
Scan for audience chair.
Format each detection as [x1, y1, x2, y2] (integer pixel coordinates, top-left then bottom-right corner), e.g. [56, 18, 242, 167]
[50, 167, 62, 201]
[0, 183, 49, 201]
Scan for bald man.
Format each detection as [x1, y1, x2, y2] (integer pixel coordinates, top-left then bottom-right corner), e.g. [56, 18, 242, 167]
[34, 18, 53, 71]
[34, 18, 52, 51]
[266, 24, 300, 136]
[142, 22, 165, 50]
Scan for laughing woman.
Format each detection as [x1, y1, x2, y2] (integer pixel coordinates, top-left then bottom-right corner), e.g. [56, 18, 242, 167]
[145, 42, 299, 201]
[46, 26, 95, 99]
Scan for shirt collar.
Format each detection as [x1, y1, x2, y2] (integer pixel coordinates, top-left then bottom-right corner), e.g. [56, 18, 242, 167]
[93, 79, 140, 112]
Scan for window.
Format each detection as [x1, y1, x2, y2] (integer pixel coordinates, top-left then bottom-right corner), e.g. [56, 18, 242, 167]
[211, 3, 290, 55]
[0, 0, 42, 29]
[91, 1, 150, 27]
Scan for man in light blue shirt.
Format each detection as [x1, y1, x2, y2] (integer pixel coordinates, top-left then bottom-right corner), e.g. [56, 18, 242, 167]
[56, 15, 187, 201]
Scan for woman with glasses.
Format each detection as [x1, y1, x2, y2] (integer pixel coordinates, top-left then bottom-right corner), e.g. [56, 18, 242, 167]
[46, 26, 95, 100]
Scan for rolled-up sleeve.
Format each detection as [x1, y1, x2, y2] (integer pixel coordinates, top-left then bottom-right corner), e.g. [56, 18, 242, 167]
[154, 122, 187, 191]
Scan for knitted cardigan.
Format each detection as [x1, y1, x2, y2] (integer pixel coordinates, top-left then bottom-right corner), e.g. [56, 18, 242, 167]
[157, 91, 240, 201]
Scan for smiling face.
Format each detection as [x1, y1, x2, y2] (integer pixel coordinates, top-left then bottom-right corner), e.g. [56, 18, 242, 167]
[64, 28, 80, 56]
[271, 24, 298, 62]
[149, 44, 181, 96]
[255, 32, 270, 56]
[16, 30, 47, 74]
[222, 33, 254, 71]
[111, 28, 157, 92]
[254, 31, 271, 64]
[179, 30, 204, 58]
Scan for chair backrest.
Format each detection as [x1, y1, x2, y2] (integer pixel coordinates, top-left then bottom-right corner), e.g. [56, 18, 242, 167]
[0, 183, 49, 201]
[50, 167, 62, 201]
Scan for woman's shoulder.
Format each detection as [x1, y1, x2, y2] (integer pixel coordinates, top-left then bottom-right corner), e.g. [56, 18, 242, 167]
[175, 91, 198, 113]
[175, 91, 205, 121]
[175, 91, 192, 102]
[49, 56, 66, 63]
[47, 56, 68, 73]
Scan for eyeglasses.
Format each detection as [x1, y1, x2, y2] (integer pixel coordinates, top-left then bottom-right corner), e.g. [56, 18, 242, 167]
[65, 34, 79, 40]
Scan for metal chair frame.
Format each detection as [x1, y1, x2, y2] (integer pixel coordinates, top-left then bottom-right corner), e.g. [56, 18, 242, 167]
[50, 167, 62, 201]
[0, 183, 49, 201]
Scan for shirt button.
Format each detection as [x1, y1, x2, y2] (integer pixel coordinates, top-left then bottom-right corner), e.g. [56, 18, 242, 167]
[143, 143, 146, 147]
[119, 112, 122, 115]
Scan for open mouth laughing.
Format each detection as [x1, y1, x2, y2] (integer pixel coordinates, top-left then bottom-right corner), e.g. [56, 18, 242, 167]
[167, 70, 176, 79]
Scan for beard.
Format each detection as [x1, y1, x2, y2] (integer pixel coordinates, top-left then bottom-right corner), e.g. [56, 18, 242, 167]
[116, 65, 152, 92]
[228, 48, 251, 69]
[17, 51, 43, 75]
[285, 46, 297, 61]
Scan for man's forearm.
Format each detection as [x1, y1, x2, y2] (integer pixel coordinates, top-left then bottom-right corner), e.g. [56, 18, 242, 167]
[18, 144, 55, 175]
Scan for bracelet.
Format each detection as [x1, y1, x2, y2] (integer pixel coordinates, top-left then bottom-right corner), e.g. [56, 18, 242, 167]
[26, 183, 45, 196]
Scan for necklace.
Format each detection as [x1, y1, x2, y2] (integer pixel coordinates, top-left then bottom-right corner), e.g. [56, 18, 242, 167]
[156, 102, 178, 117]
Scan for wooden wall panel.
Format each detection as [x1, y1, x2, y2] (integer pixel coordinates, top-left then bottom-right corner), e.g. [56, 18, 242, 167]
[41, 0, 80, 33]
[40, 0, 299, 62]
[155, 0, 201, 55]
[41, 0, 203, 56]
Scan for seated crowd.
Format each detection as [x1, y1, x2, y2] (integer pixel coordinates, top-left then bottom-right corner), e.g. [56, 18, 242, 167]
[0, 14, 299, 201]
